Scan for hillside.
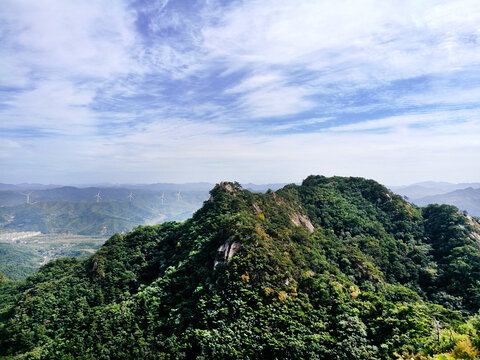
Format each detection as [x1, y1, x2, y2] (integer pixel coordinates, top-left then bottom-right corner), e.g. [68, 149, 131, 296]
[1, 176, 480, 359]
[0, 233, 106, 281]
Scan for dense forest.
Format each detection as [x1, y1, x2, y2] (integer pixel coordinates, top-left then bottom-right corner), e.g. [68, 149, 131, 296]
[1, 176, 480, 359]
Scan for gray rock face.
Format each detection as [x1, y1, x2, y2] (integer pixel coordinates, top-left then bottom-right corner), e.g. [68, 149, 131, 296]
[214, 238, 241, 268]
[290, 212, 314, 233]
[219, 182, 235, 193]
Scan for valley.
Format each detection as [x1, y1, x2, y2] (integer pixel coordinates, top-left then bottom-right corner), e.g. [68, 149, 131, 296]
[0, 231, 106, 280]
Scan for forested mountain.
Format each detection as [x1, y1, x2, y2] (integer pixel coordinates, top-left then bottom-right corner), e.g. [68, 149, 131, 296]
[1, 176, 480, 359]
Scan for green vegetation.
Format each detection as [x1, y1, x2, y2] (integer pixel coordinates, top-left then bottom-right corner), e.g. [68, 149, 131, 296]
[0, 243, 42, 281]
[1, 176, 480, 359]
[0, 233, 106, 280]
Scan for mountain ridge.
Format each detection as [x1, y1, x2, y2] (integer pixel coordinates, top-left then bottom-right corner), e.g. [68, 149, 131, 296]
[1, 176, 480, 359]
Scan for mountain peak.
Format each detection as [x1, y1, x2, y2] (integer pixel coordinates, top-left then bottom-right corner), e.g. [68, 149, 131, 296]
[2, 176, 480, 359]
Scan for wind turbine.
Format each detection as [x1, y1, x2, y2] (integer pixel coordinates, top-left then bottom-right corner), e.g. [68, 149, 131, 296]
[128, 192, 134, 202]
[160, 192, 166, 205]
[21, 191, 33, 204]
[94, 192, 102, 203]
[176, 191, 182, 201]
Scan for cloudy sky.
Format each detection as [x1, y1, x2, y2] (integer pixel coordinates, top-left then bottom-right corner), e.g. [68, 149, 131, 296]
[1, 0, 480, 185]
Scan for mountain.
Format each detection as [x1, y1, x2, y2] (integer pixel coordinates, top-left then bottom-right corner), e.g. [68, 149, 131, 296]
[130, 182, 215, 192]
[0, 201, 157, 235]
[390, 182, 480, 217]
[412, 187, 480, 217]
[0, 193, 208, 235]
[0, 183, 288, 207]
[243, 182, 290, 192]
[0, 242, 43, 280]
[0, 186, 207, 207]
[0, 184, 295, 235]
[1, 176, 480, 359]
[0, 183, 60, 191]
[0, 186, 210, 235]
[390, 181, 480, 199]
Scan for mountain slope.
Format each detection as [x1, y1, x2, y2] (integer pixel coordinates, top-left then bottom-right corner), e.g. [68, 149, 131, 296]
[1, 176, 480, 359]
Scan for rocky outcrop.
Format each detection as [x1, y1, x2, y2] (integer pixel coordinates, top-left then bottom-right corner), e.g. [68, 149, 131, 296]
[252, 203, 262, 214]
[219, 182, 235, 193]
[290, 212, 314, 233]
[214, 238, 241, 268]
[467, 215, 480, 242]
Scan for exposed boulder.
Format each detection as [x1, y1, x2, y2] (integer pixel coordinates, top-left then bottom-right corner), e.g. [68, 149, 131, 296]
[219, 182, 235, 193]
[214, 237, 241, 268]
[252, 203, 262, 214]
[290, 212, 314, 233]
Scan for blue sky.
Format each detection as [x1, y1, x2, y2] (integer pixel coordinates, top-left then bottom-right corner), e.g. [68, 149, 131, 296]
[1, 0, 479, 185]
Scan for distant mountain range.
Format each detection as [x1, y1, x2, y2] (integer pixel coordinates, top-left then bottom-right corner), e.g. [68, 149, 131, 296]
[412, 187, 480, 216]
[389, 181, 480, 216]
[0, 182, 290, 235]
[1, 180, 478, 236]
[0, 186, 202, 207]
[0, 183, 61, 191]
[389, 181, 480, 198]
[0, 190, 208, 235]
[0, 181, 289, 193]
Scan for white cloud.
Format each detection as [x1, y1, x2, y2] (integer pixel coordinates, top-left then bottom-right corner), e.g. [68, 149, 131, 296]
[269, 117, 333, 131]
[2, 109, 478, 184]
[328, 109, 479, 132]
[0, 0, 146, 137]
[45, 109, 475, 185]
[203, 0, 480, 105]
[3, 0, 138, 79]
[204, 0, 480, 74]
[1, 80, 97, 135]
[225, 73, 282, 94]
[235, 84, 315, 118]
[223, 72, 314, 118]
[1, 0, 480, 184]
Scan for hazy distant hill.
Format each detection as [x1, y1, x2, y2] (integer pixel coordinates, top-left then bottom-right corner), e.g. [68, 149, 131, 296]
[243, 182, 290, 192]
[0, 187, 210, 235]
[0, 183, 60, 191]
[0, 186, 196, 207]
[0, 183, 287, 207]
[0, 182, 286, 235]
[390, 181, 480, 199]
[412, 187, 480, 216]
[128, 182, 215, 192]
[0, 201, 155, 235]
[389, 182, 480, 216]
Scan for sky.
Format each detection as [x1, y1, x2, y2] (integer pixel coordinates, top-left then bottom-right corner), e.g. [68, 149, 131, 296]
[1, 0, 480, 186]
